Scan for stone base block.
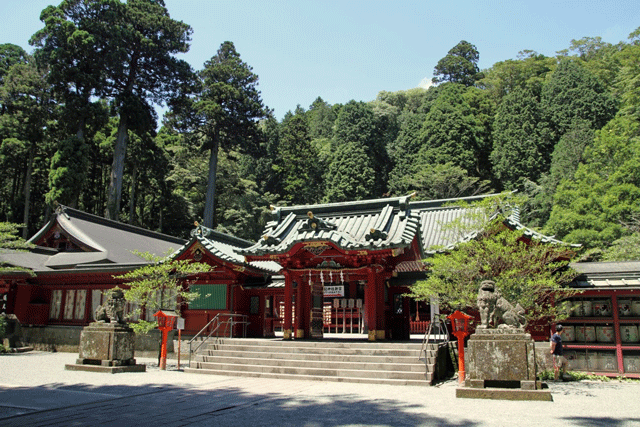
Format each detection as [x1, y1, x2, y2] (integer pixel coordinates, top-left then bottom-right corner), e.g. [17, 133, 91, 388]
[74, 322, 141, 370]
[467, 379, 544, 390]
[456, 387, 553, 401]
[467, 330, 537, 382]
[65, 363, 146, 374]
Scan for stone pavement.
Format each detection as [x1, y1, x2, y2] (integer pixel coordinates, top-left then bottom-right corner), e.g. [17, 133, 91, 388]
[1, 352, 640, 427]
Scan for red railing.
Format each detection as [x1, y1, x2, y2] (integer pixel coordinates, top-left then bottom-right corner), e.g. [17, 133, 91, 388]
[411, 320, 430, 334]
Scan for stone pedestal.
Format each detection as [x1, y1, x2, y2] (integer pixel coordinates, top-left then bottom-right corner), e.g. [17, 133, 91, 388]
[457, 328, 551, 401]
[65, 322, 145, 373]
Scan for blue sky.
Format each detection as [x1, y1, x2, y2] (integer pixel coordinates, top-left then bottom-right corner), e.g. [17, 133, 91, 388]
[2, 0, 639, 120]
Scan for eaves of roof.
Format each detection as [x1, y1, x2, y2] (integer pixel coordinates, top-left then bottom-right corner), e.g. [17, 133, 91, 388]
[170, 225, 282, 274]
[239, 195, 422, 257]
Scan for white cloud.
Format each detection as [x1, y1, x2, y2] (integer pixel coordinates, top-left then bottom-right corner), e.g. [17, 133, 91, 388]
[418, 77, 435, 89]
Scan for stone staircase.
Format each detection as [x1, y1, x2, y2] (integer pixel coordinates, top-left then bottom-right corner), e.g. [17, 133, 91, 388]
[184, 338, 450, 386]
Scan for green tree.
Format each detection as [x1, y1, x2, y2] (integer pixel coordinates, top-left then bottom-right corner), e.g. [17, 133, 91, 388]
[418, 83, 480, 174]
[524, 120, 595, 228]
[387, 113, 424, 195]
[115, 251, 213, 334]
[171, 41, 269, 229]
[432, 40, 482, 87]
[46, 136, 90, 208]
[32, 0, 194, 221]
[541, 58, 617, 144]
[102, 0, 193, 221]
[602, 234, 640, 261]
[0, 44, 28, 95]
[333, 100, 388, 197]
[215, 150, 277, 241]
[408, 162, 490, 200]
[479, 50, 553, 102]
[274, 114, 322, 205]
[30, 1, 108, 143]
[546, 115, 640, 249]
[408, 197, 578, 324]
[491, 86, 549, 189]
[0, 57, 54, 237]
[324, 141, 375, 203]
[307, 97, 336, 140]
[558, 37, 622, 89]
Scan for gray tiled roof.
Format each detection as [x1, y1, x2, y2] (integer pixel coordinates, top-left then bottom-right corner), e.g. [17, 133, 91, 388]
[239, 194, 422, 257]
[570, 261, 640, 289]
[2, 206, 187, 272]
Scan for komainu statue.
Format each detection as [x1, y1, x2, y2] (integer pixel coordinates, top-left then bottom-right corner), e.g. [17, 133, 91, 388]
[94, 287, 126, 325]
[476, 280, 526, 329]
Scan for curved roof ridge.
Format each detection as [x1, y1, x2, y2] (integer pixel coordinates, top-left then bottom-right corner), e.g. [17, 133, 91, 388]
[56, 214, 107, 253]
[270, 194, 414, 217]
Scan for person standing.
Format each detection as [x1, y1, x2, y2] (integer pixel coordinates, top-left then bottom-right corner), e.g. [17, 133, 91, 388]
[550, 324, 567, 381]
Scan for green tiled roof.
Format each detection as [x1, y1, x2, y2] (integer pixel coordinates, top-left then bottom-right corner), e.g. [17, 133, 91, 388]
[239, 194, 422, 257]
[239, 193, 575, 258]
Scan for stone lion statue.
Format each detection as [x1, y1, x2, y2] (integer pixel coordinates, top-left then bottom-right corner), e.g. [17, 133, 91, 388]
[94, 287, 126, 324]
[476, 280, 526, 329]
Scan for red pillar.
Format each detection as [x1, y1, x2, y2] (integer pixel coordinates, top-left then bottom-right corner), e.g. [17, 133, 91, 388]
[295, 275, 305, 339]
[366, 268, 382, 341]
[283, 272, 293, 340]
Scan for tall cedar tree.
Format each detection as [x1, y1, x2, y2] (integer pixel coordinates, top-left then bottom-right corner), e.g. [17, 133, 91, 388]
[174, 41, 269, 228]
[490, 86, 548, 190]
[31, 0, 193, 221]
[275, 114, 322, 205]
[432, 40, 482, 87]
[0, 58, 54, 237]
[541, 58, 617, 145]
[546, 115, 640, 248]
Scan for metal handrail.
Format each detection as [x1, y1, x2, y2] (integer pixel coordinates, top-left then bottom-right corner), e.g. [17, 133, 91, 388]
[188, 313, 249, 364]
[419, 317, 450, 376]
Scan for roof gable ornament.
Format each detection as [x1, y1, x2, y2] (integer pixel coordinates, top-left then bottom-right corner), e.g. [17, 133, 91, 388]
[299, 211, 337, 233]
[261, 234, 281, 246]
[191, 221, 213, 238]
[365, 228, 388, 241]
[317, 260, 343, 269]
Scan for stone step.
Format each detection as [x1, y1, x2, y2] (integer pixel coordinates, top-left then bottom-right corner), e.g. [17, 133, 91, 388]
[199, 349, 429, 364]
[183, 367, 433, 386]
[203, 337, 425, 350]
[198, 340, 430, 358]
[202, 344, 424, 358]
[195, 355, 428, 373]
[190, 360, 428, 380]
[185, 338, 448, 386]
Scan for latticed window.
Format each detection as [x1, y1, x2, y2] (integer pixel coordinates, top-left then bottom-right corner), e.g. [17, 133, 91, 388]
[50, 289, 87, 322]
[50, 290, 62, 319]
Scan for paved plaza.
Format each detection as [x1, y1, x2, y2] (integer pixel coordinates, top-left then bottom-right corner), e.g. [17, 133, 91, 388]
[1, 351, 640, 427]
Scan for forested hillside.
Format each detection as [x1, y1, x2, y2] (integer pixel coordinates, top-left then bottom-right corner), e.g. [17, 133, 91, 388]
[1, 1, 640, 261]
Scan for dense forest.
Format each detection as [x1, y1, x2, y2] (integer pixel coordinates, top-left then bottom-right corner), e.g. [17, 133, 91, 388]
[1, 1, 640, 261]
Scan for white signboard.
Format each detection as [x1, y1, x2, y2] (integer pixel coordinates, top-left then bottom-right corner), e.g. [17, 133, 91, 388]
[324, 285, 344, 298]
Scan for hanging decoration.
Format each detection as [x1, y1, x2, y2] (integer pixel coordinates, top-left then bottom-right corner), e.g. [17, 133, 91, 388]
[329, 271, 333, 283]
[340, 270, 345, 284]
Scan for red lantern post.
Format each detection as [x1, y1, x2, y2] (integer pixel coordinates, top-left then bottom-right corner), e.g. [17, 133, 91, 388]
[154, 310, 178, 370]
[447, 310, 472, 385]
